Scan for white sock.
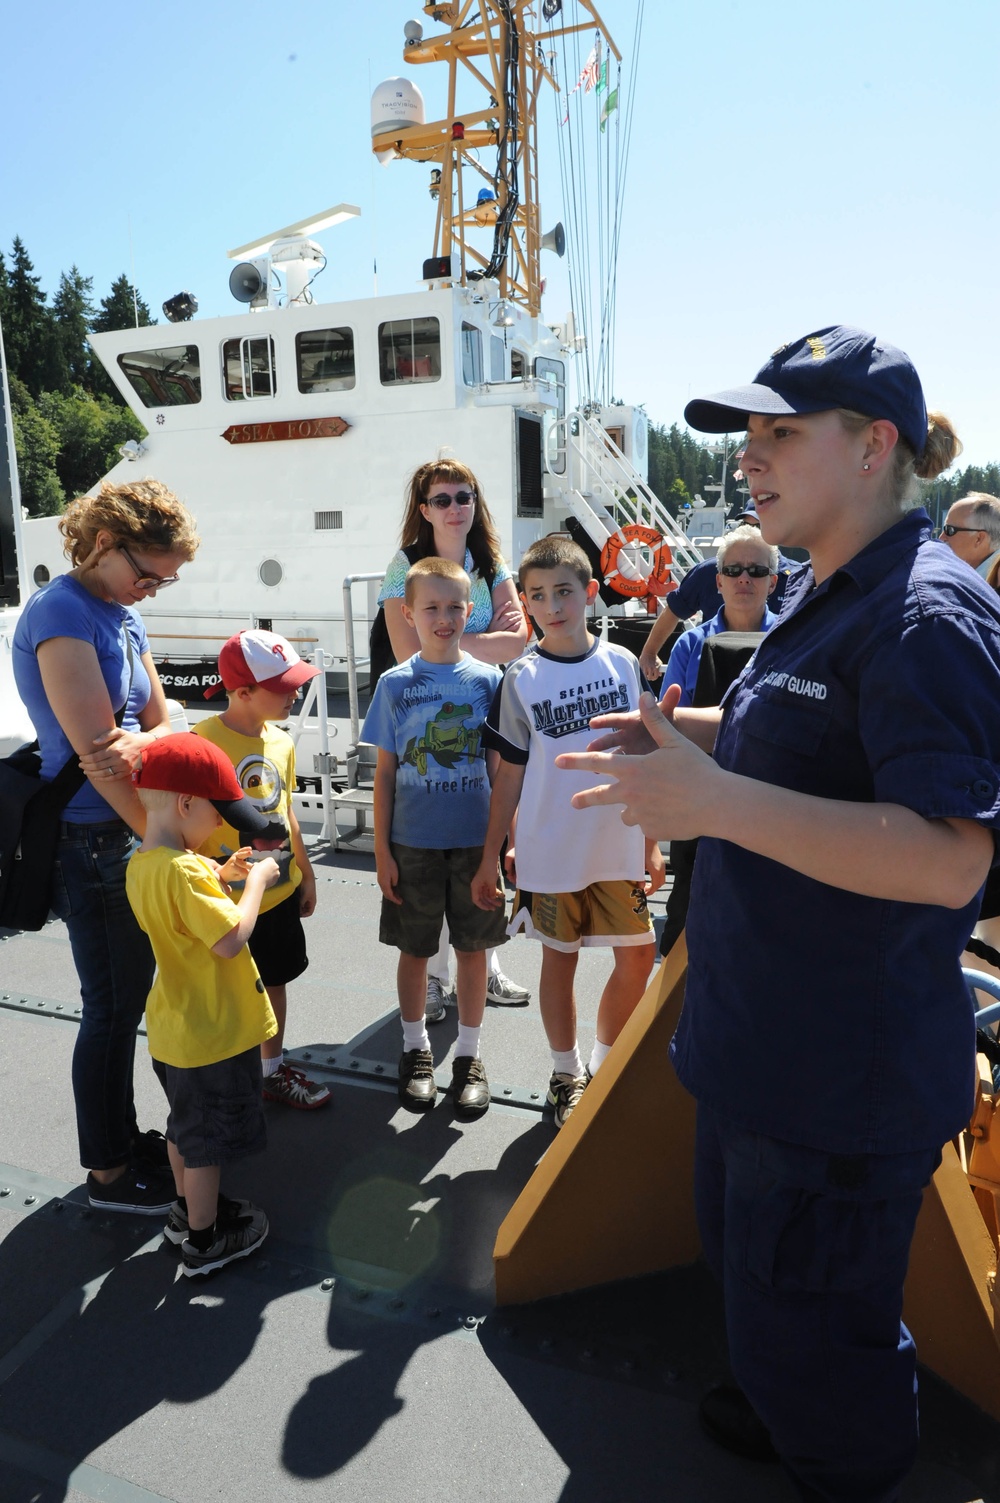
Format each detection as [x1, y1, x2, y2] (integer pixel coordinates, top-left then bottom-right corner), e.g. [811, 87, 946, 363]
[588, 1039, 612, 1075]
[551, 1045, 584, 1078]
[402, 1019, 431, 1052]
[456, 1024, 482, 1059]
[261, 1055, 282, 1077]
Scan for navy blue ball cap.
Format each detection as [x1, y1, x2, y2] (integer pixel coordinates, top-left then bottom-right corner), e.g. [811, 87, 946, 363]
[684, 325, 928, 456]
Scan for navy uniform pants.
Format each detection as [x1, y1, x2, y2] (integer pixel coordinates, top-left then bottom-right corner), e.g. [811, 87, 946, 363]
[695, 1105, 940, 1502]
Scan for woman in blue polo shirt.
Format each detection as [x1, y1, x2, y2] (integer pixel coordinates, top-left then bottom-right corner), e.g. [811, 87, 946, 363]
[559, 326, 1000, 1501]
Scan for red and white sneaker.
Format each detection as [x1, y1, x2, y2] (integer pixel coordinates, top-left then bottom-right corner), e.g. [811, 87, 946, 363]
[262, 1061, 331, 1110]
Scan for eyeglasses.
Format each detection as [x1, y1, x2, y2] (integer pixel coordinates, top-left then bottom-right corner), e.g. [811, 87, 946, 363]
[940, 524, 983, 538]
[718, 562, 772, 579]
[118, 543, 180, 590]
[425, 490, 476, 510]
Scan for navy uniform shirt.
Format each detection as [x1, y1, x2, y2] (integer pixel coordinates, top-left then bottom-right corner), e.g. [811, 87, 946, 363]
[667, 552, 800, 621]
[671, 511, 1000, 1156]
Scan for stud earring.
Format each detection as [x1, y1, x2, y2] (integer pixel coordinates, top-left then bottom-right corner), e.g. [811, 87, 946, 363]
[863, 463, 871, 471]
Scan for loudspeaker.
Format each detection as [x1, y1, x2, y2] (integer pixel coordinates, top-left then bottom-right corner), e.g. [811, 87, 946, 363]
[229, 258, 269, 304]
[541, 222, 566, 257]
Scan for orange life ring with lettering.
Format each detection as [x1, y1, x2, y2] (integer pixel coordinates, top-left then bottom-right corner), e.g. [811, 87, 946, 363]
[600, 524, 675, 599]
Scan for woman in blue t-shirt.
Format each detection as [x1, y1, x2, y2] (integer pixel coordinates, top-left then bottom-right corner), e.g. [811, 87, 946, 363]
[379, 459, 530, 1011]
[13, 479, 199, 1214]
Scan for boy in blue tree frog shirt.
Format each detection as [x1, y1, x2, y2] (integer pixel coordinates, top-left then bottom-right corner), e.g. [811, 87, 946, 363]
[362, 558, 508, 1118]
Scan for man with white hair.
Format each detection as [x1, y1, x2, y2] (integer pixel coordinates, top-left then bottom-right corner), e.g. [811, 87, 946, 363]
[938, 491, 1000, 572]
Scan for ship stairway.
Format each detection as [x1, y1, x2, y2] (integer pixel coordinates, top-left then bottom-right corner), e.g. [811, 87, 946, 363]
[562, 412, 704, 594]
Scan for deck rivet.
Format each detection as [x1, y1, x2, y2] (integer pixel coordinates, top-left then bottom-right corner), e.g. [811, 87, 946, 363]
[0, 1188, 10, 1197]
[24, 1195, 36, 1205]
[353, 1288, 370, 1301]
[326, 1054, 337, 1064]
[56, 1004, 64, 1010]
[302, 1052, 312, 1060]
[375, 1064, 384, 1074]
[427, 1307, 440, 1318]
[503, 1087, 512, 1096]
[321, 1277, 334, 1291]
[350, 1060, 359, 1069]
[530, 1092, 539, 1100]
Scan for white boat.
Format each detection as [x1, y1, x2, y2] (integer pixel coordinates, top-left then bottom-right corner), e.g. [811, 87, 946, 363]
[9, 4, 702, 757]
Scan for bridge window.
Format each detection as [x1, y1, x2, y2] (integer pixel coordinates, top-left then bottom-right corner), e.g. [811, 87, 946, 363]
[223, 336, 276, 400]
[118, 345, 201, 408]
[490, 336, 506, 382]
[379, 317, 441, 385]
[297, 327, 356, 393]
[462, 323, 483, 386]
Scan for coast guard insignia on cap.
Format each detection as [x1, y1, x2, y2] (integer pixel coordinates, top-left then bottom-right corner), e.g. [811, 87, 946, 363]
[806, 335, 827, 360]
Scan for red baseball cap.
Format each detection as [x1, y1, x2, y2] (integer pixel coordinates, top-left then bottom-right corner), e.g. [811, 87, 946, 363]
[133, 734, 272, 834]
[216, 629, 320, 695]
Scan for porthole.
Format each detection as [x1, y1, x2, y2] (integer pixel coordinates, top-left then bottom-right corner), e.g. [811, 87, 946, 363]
[258, 558, 283, 587]
[32, 564, 50, 586]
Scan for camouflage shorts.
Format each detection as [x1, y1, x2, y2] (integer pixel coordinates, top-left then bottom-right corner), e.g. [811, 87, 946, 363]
[379, 842, 509, 957]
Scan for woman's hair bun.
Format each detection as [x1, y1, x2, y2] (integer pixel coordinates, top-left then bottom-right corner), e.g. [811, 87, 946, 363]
[915, 411, 963, 480]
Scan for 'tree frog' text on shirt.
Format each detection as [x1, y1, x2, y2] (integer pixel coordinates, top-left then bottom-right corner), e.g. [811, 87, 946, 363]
[362, 653, 502, 848]
[12, 574, 152, 823]
[483, 639, 646, 894]
[672, 510, 1000, 1157]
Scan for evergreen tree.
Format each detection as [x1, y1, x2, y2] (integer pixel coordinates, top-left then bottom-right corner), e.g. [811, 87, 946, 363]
[39, 387, 145, 503]
[52, 267, 95, 388]
[0, 250, 10, 354]
[6, 237, 64, 395]
[92, 274, 155, 333]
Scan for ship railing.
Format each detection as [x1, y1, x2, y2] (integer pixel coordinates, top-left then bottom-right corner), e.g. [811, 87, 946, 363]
[566, 413, 705, 580]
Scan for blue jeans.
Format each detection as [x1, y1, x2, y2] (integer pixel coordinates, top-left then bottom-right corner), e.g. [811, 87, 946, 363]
[695, 1104, 940, 1503]
[51, 820, 156, 1170]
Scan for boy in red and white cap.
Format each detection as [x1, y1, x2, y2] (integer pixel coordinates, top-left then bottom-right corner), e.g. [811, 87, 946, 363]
[126, 733, 280, 1276]
[194, 629, 330, 1109]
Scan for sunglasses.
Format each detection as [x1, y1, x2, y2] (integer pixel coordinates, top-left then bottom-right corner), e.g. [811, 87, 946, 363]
[718, 562, 772, 579]
[118, 543, 180, 590]
[425, 490, 476, 510]
[940, 524, 982, 538]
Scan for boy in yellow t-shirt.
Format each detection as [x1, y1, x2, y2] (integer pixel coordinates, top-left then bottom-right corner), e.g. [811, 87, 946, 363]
[194, 629, 329, 1110]
[126, 734, 280, 1277]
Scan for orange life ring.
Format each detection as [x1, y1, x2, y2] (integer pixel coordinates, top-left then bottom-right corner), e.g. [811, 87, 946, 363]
[600, 524, 675, 599]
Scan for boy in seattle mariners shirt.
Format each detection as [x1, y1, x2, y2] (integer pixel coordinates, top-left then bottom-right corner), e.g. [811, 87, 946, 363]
[363, 557, 508, 1117]
[472, 537, 663, 1129]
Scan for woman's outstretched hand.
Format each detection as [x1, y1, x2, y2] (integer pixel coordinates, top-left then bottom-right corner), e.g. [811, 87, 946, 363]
[554, 689, 722, 841]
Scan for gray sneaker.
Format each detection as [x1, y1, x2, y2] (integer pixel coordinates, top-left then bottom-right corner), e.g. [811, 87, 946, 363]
[425, 974, 454, 1024]
[546, 1071, 589, 1129]
[181, 1203, 268, 1277]
[487, 969, 531, 1005]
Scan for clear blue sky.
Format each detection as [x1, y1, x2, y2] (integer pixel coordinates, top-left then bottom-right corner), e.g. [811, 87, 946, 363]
[3, 0, 998, 466]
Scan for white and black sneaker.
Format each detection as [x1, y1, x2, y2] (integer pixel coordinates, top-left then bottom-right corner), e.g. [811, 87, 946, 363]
[86, 1165, 175, 1216]
[546, 1071, 589, 1129]
[181, 1203, 269, 1277]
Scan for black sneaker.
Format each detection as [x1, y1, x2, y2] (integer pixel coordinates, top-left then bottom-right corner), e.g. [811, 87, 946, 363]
[181, 1204, 268, 1277]
[131, 1127, 171, 1171]
[450, 1055, 490, 1118]
[87, 1164, 175, 1215]
[163, 1194, 253, 1247]
[698, 1385, 779, 1463]
[398, 1048, 437, 1111]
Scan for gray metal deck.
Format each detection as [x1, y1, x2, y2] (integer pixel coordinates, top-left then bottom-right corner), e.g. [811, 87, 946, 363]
[0, 840, 997, 1502]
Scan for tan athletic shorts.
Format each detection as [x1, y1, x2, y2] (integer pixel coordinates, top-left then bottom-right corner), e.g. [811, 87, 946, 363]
[509, 879, 654, 953]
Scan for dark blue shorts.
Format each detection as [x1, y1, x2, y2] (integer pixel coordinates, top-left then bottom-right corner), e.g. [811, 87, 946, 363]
[151, 1046, 266, 1169]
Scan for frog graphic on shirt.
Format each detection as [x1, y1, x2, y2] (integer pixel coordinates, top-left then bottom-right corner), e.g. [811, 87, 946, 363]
[401, 701, 482, 776]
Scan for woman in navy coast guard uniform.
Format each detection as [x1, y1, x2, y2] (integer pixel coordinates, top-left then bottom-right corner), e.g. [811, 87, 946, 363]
[559, 326, 1000, 1501]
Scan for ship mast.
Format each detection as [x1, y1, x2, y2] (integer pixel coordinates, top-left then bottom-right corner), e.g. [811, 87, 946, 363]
[372, 1, 619, 318]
